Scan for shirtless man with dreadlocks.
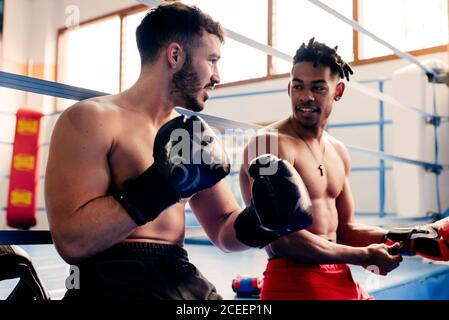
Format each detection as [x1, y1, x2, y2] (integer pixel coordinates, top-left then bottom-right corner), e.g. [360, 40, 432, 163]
[239, 38, 404, 300]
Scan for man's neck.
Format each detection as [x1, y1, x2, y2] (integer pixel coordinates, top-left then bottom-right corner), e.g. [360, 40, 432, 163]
[120, 66, 176, 125]
[288, 116, 326, 141]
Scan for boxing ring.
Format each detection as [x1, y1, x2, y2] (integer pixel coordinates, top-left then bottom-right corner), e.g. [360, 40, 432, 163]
[1, 0, 449, 300]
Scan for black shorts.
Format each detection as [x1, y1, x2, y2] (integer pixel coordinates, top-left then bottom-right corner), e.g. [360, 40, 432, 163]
[63, 242, 222, 300]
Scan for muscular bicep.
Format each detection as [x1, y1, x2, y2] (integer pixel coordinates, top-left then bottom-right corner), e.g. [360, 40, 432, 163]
[45, 105, 113, 227]
[336, 178, 356, 230]
[334, 140, 356, 227]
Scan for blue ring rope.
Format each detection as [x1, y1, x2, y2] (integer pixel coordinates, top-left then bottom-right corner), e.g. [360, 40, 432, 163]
[0, 71, 447, 233]
[0, 71, 446, 171]
[0, 71, 108, 103]
[431, 77, 442, 215]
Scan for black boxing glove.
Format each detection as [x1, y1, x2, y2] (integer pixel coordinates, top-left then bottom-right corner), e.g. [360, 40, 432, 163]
[113, 115, 230, 225]
[234, 154, 313, 248]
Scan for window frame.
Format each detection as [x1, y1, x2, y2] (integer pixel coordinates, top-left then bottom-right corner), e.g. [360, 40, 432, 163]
[352, 0, 449, 66]
[56, 4, 147, 93]
[56, 0, 449, 90]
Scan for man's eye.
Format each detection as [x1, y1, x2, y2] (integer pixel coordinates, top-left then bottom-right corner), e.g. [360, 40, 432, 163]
[292, 85, 302, 90]
[313, 87, 326, 92]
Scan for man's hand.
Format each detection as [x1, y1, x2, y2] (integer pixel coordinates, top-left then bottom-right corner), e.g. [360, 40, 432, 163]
[363, 243, 403, 276]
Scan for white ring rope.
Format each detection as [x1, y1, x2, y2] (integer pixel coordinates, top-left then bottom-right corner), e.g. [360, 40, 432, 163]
[307, 0, 437, 78]
[138, 0, 447, 120]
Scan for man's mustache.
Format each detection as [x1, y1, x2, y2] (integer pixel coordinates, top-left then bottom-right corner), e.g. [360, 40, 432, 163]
[297, 102, 319, 109]
[204, 80, 219, 89]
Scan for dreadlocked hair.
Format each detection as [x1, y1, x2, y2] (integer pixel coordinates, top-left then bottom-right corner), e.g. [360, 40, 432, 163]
[293, 37, 353, 81]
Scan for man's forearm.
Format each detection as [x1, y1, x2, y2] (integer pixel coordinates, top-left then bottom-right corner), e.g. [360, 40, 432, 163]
[51, 196, 137, 264]
[214, 209, 249, 252]
[270, 230, 369, 266]
[337, 222, 387, 247]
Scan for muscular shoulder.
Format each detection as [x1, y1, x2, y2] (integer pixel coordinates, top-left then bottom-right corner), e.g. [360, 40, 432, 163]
[265, 118, 286, 131]
[58, 98, 120, 134]
[244, 128, 294, 164]
[52, 98, 122, 150]
[326, 133, 351, 174]
[270, 119, 306, 164]
[61, 97, 120, 127]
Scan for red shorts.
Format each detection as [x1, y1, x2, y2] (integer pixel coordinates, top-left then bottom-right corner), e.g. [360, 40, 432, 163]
[261, 258, 373, 300]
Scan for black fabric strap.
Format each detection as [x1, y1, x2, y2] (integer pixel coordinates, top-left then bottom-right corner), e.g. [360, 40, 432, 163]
[112, 165, 179, 226]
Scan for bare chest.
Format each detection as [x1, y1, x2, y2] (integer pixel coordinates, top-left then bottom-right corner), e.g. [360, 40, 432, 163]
[108, 117, 157, 189]
[106, 113, 186, 242]
[292, 142, 346, 201]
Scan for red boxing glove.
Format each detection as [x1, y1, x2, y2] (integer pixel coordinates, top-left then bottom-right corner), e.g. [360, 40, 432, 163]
[385, 218, 449, 261]
[430, 217, 449, 260]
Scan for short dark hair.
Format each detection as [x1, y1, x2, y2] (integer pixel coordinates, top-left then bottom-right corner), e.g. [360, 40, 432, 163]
[136, 2, 225, 66]
[293, 38, 353, 81]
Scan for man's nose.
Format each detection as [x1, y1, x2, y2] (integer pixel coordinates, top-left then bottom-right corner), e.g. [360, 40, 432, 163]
[299, 89, 314, 102]
[211, 66, 220, 85]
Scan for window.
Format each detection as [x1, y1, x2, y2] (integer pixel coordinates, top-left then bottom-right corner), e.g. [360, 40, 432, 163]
[57, 6, 147, 107]
[122, 10, 147, 90]
[57, 17, 121, 94]
[57, 1, 449, 93]
[275, 0, 354, 74]
[183, 0, 268, 83]
[360, 0, 448, 59]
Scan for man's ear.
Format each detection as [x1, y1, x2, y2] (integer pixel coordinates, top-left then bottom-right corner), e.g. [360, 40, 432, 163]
[166, 42, 184, 69]
[287, 81, 291, 97]
[334, 82, 345, 101]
